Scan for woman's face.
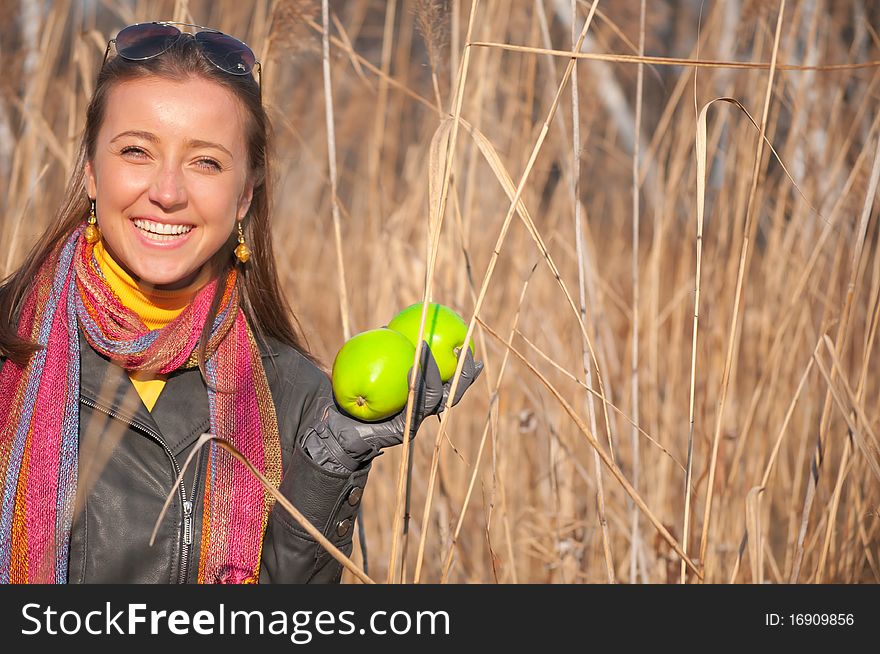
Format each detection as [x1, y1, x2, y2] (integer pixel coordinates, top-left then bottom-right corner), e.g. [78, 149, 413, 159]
[85, 75, 254, 290]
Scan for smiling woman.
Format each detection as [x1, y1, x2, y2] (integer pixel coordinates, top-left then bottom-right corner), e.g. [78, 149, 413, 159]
[0, 21, 482, 585]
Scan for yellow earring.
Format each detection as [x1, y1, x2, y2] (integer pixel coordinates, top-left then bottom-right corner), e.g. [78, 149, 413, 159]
[85, 199, 101, 244]
[234, 220, 251, 263]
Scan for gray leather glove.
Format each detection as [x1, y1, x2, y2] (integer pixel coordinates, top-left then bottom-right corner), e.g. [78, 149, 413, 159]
[302, 343, 483, 473]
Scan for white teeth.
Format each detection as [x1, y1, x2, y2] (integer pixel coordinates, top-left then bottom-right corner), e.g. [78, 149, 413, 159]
[133, 219, 194, 236]
[139, 231, 185, 242]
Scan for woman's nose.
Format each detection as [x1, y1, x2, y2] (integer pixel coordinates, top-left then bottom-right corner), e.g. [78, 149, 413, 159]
[148, 165, 187, 209]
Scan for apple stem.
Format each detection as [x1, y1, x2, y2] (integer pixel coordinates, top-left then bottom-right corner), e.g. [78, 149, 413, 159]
[453, 346, 461, 357]
[356, 396, 366, 407]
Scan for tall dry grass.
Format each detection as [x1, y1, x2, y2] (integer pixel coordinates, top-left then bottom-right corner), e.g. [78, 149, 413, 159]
[1, 0, 879, 583]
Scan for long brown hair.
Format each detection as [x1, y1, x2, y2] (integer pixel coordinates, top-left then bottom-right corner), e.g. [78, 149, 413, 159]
[0, 33, 320, 373]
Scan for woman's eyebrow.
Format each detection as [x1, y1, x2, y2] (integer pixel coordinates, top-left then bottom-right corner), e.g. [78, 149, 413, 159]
[110, 130, 233, 157]
[110, 129, 159, 144]
[186, 139, 233, 158]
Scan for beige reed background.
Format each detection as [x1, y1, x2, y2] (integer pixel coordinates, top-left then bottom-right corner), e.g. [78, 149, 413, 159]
[2, 0, 880, 583]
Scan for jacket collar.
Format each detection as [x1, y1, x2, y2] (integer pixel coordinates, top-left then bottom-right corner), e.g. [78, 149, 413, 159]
[77, 328, 209, 455]
[78, 326, 283, 454]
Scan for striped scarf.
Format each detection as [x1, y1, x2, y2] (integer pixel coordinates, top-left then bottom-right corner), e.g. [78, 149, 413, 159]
[0, 225, 282, 583]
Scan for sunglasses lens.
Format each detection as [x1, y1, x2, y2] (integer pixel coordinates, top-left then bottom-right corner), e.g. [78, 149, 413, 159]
[195, 31, 256, 75]
[115, 23, 180, 59]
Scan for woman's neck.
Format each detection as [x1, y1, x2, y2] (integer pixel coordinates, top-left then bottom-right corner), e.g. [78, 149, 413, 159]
[94, 240, 208, 331]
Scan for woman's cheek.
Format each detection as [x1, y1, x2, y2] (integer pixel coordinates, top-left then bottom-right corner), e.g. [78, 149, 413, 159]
[103, 163, 153, 198]
[189, 182, 236, 225]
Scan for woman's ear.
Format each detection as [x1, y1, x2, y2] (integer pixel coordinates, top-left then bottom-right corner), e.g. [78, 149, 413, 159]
[237, 181, 254, 220]
[85, 161, 98, 199]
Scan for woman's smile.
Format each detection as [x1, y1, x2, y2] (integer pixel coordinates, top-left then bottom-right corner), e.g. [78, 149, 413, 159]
[130, 216, 196, 246]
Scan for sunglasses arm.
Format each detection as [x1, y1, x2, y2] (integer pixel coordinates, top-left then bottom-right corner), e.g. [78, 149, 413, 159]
[101, 39, 115, 68]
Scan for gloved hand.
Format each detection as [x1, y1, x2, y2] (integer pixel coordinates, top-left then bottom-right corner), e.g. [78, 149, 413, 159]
[302, 343, 483, 473]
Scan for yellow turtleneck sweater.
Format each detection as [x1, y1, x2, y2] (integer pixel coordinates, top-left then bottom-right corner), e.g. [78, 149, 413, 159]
[94, 241, 205, 411]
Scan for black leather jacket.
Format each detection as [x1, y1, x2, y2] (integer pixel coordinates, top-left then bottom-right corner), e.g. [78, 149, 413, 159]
[62, 328, 371, 583]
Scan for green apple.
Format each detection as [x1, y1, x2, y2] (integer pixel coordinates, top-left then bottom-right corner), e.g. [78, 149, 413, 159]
[387, 302, 474, 382]
[331, 328, 417, 421]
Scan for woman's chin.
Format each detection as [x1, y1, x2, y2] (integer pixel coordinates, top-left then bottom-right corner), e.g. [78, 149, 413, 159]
[135, 265, 207, 291]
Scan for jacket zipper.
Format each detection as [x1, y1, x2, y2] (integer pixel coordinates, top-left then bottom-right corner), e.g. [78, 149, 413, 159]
[179, 449, 203, 583]
[80, 396, 193, 584]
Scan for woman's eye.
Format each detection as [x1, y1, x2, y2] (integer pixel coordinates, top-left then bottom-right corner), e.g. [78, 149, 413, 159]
[120, 146, 147, 157]
[195, 158, 222, 172]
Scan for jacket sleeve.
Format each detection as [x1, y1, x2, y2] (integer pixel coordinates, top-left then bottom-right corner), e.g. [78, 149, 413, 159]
[260, 351, 372, 584]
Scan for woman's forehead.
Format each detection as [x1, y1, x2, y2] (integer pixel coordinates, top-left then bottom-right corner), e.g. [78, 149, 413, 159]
[101, 76, 247, 150]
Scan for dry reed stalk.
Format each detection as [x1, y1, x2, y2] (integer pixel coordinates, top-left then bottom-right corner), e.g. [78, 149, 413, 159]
[683, 91, 716, 583]
[555, 0, 616, 585]
[320, 0, 351, 341]
[745, 485, 764, 583]
[699, 1, 786, 581]
[367, 0, 398, 265]
[536, 0, 595, 583]
[628, 0, 646, 584]
[466, 41, 880, 72]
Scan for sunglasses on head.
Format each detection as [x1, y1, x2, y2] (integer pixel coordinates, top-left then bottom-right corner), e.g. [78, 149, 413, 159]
[102, 22, 261, 83]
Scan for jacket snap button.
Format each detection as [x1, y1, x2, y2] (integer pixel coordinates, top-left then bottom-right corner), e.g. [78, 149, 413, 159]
[347, 486, 363, 506]
[336, 519, 352, 538]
